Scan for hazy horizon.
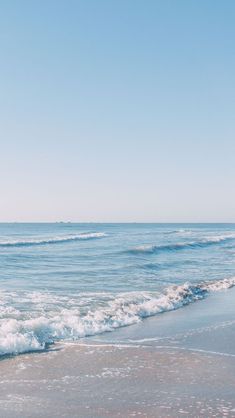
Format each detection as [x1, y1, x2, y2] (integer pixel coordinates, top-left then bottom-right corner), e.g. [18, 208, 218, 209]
[1, 1, 235, 222]
[0, 220, 235, 223]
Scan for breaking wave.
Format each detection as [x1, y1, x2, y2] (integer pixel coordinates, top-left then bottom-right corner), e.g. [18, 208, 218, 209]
[128, 234, 235, 254]
[0, 232, 107, 247]
[0, 276, 234, 356]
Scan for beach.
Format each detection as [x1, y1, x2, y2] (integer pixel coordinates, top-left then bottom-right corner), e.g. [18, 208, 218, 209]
[0, 223, 235, 417]
[1, 0, 234, 414]
[0, 287, 235, 418]
[2, 0, 235, 415]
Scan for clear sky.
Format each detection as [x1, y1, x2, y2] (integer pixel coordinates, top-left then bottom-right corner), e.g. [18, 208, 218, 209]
[0, 0, 234, 222]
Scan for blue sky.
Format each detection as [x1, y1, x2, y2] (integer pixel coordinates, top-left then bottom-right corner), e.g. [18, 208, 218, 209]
[0, 0, 234, 222]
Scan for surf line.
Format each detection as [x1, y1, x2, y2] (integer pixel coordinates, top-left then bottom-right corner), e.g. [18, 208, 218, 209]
[153, 345, 235, 358]
[63, 341, 235, 358]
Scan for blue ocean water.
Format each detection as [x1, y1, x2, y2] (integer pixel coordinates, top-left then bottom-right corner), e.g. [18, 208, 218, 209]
[0, 223, 234, 355]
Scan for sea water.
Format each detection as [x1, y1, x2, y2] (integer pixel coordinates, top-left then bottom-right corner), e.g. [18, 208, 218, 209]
[0, 223, 234, 356]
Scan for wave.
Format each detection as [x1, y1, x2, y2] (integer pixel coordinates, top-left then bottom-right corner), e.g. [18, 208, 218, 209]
[0, 232, 107, 247]
[0, 276, 234, 356]
[128, 234, 235, 254]
[164, 229, 192, 235]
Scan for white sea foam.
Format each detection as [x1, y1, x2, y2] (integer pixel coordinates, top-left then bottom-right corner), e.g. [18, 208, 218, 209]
[0, 232, 107, 247]
[129, 234, 235, 254]
[0, 276, 234, 356]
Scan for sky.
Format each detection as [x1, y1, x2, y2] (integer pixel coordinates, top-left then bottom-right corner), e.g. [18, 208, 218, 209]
[0, 0, 234, 222]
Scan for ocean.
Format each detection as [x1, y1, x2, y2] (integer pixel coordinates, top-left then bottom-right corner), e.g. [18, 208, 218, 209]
[0, 222, 235, 357]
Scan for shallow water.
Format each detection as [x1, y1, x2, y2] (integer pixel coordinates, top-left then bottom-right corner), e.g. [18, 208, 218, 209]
[0, 223, 235, 355]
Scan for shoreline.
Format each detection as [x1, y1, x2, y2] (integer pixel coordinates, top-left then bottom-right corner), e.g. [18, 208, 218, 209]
[0, 288, 235, 417]
[0, 342, 235, 417]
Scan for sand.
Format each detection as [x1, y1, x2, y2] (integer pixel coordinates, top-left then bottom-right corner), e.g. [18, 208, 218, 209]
[0, 288, 235, 417]
[0, 342, 234, 417]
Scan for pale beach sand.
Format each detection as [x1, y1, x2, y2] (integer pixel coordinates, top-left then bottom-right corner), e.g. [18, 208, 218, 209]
[0, 343, 235, 417]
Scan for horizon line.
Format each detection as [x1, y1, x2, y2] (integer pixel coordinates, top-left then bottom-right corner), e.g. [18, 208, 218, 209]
[0, 221, 235, 225]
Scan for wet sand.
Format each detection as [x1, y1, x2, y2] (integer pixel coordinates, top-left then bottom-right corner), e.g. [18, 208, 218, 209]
[0, 342, 234, 417]
[1, 288, 235, 417]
